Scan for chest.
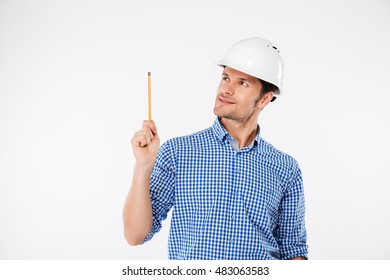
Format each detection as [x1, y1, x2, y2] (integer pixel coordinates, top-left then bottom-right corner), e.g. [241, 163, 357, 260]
[174, 148, 284, 217]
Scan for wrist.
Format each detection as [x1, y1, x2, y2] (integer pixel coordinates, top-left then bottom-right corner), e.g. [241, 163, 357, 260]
[134, 162, 155, 174]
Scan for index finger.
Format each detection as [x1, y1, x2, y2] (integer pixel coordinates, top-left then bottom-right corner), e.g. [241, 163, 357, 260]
[142, 120, 157, 135]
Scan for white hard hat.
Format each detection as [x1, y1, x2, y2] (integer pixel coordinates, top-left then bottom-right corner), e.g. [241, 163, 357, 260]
[217, 37, 284, 95]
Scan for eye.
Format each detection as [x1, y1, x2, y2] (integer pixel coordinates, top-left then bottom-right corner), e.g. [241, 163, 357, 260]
[239, 81, 248, 87]
[222, 76, 230, 82]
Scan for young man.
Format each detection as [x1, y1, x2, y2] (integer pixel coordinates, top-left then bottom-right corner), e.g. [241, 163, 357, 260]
[123, 38, 308, 260]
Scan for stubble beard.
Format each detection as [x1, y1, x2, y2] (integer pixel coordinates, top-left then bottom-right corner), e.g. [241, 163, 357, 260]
[214, 108, 239, 121]
[213, 101, 236, 120]
[213, 101, 259, 123]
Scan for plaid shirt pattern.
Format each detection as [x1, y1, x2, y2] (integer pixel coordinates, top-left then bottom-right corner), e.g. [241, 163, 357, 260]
[144, 118, 308, 260]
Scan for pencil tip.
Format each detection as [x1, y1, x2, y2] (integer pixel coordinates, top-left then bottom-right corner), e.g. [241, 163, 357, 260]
[148, 71, 151, 76]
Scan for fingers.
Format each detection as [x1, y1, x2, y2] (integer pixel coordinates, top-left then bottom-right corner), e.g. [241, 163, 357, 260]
[143, 120, 157, 135]
[131, 121, 158, 148]
[133, 130, 151, 148]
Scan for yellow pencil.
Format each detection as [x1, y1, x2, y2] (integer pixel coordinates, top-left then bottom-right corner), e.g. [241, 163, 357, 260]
[148, 71, 152, 121]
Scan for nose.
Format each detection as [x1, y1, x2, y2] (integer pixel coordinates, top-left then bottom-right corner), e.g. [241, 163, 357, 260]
[221, 82, 234, 96]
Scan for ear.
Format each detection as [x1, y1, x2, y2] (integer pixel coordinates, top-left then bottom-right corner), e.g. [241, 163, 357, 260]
[257, 92, 274, 110]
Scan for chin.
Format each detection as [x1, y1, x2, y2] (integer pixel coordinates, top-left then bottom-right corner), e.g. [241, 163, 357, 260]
[213, 109, 225, 119]
[213, 107, 220, 117]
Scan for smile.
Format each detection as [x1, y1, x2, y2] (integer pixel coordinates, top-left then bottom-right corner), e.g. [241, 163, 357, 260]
[218, 97, 235, 105]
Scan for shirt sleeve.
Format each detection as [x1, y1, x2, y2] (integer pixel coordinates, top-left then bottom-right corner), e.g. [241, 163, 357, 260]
[142, 140, 176, 244]
[275, 160, 308, 259]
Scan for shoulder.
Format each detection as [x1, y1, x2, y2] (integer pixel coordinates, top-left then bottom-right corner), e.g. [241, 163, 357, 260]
[258, 138, 301, 178]
[155, 127, 215, 172]
[163, 127, 216, 151]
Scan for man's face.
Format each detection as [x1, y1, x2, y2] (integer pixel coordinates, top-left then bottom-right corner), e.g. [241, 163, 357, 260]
[213, 67, 264, 122]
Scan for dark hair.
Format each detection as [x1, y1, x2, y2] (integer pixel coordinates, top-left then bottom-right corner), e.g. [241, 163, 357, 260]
[258, 78, 279, 102]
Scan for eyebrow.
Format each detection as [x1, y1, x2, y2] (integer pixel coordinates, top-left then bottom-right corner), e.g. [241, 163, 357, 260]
[222, 72, 253, 83]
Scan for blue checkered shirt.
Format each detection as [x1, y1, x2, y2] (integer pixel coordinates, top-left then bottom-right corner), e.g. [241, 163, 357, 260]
[143, 118, 308, 260]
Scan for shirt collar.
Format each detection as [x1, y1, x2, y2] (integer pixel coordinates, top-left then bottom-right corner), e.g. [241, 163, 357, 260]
[212, 118, 229, 142]
[212, 118, 261, 150]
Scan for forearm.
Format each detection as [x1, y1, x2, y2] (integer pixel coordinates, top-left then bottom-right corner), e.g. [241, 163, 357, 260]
[123, 163, 154, 246]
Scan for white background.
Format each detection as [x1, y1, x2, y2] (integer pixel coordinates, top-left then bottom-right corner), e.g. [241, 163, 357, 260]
[0, 0, 389, 260]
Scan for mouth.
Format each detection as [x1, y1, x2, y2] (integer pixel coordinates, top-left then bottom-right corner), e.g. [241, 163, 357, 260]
[218, 96, 235, 105]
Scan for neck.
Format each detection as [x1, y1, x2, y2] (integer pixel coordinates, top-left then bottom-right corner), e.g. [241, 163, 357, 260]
[219, 117, 259, 149]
